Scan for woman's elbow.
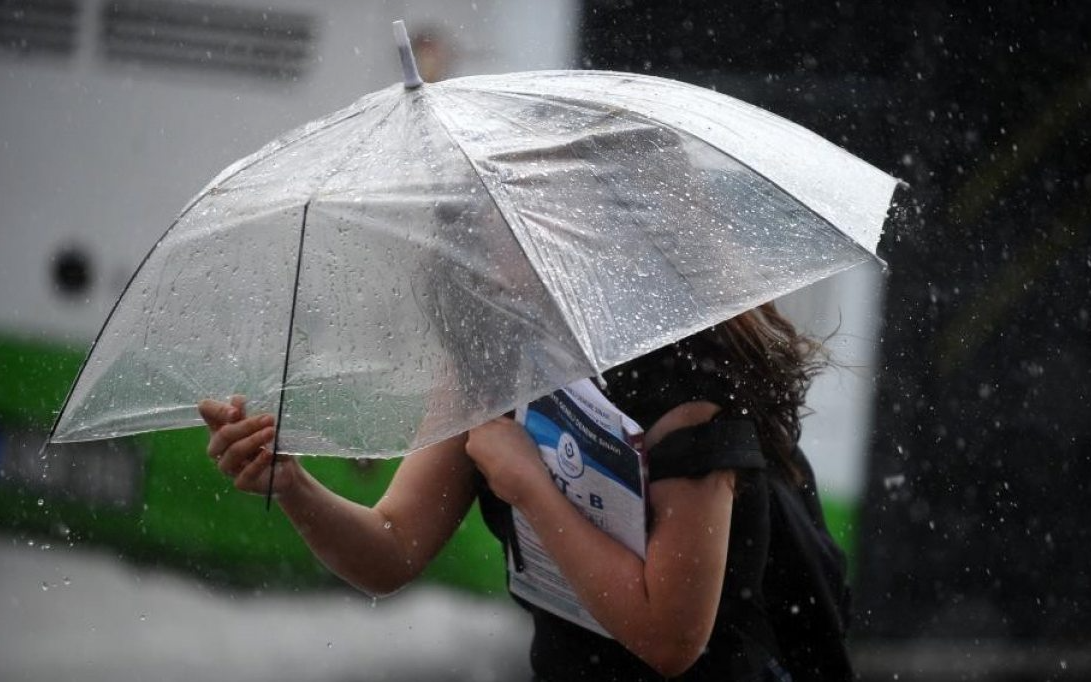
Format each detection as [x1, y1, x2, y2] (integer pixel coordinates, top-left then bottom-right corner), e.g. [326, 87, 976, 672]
[350, 578, 402, 599]
[335, 560, 419, 599]
[640, 636, 709, 678]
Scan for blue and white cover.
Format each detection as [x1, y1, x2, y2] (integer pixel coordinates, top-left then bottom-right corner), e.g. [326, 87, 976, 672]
[509, 378, 647, 637]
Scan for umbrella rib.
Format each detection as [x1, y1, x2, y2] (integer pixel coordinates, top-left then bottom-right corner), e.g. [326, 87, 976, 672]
[613, 94, 879, 259]
[45, 99, 384, 449]
[44, 175, 217, 449]
[266, 200, 311, 508]
[419, 88, 601, 373]
[176, 95, 384, 218]
[310, 94, 405, 199]
[460, 82, 887, 262]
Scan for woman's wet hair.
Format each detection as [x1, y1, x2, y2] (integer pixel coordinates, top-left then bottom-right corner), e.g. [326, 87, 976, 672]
[686, 302, 828, 482]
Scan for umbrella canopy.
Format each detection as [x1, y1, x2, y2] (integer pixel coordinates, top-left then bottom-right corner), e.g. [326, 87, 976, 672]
[50, 34, 898, 458]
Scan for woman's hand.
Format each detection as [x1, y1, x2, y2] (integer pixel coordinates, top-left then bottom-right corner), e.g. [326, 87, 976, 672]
[197, 396, 303, 496]
[464, 416, 550, 506]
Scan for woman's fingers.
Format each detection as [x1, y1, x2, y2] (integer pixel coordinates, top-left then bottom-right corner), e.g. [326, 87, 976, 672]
[198, 399, 238, 430]
[229, 395, 247, 420]
[207, 414, 274, 461]
[198, 395, 288, 495]
[197, 396, 248, 431]
[217, 424, 275, 475]
[234, 447, 274, 492]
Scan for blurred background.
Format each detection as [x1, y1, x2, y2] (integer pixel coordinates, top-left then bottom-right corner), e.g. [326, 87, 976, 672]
[1, 0, 1087, 680]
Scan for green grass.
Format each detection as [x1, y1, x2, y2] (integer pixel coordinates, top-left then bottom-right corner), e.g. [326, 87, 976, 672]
[819, 492, 859, 582]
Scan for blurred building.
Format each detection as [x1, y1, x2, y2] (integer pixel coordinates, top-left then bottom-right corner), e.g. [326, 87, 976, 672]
[582, 1, 1090, 680]
[0, 0, 579, 595]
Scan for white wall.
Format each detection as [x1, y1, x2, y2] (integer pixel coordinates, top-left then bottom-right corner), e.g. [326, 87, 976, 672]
[779, 261, 885, 499]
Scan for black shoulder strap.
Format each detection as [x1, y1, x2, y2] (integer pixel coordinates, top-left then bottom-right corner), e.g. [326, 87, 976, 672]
[647, 415, 765, 482]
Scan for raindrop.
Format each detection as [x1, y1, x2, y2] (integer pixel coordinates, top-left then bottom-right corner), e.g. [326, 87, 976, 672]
[36, 498, 44, 507]
[383, 521, 392, 529]
[63, 577, 71, 586]
[41, 582, 49, 591]
[883, 474, 906, 490]
[139, 614, 147, 622]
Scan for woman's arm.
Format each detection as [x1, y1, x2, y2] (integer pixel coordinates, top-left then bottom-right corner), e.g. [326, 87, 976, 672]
[199, 398, 479, 597]
[276, 435, 479, 596]
[465, 402, 733, 678]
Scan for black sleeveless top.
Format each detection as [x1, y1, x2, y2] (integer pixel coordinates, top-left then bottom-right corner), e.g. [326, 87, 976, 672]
[475, 343, 852, 681]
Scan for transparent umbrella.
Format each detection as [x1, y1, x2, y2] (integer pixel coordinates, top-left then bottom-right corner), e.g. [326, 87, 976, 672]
[49, 22, 899, 460]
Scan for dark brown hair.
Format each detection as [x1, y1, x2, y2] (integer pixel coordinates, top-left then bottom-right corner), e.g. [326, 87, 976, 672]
[686, 302, 828, 482]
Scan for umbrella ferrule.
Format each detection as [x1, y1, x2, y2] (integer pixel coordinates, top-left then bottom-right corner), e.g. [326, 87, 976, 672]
[393, 20, 423, 89]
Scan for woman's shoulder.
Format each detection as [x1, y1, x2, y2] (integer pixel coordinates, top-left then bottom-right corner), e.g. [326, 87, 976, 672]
[645, 407, 767, 482]
[644, 400, 723, 451]
[602, 345, 732, 428]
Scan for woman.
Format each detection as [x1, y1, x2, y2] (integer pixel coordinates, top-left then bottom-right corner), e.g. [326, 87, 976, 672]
[199, 302, 852, 680]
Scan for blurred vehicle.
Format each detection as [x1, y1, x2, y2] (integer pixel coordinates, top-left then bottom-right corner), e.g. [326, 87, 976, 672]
[0, 337, 506, 592]
[0, 0, 577, 594]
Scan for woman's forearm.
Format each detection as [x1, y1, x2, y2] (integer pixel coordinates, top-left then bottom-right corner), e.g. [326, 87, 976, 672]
[200, 398, 475, 596]
[517, 481, 653, 619]
[276, 467, 417, 596]
[514, 474, 734, 676]
[276, 436, 478, 597]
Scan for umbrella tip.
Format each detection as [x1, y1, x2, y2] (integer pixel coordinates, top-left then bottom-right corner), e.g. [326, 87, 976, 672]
[392, 20, 423, 89]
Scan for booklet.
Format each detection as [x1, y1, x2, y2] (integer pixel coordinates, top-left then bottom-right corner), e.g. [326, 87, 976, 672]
[510, 378, 647, 638]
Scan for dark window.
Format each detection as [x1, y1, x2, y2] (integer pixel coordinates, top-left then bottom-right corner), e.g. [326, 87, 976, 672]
[100, 0, 316, 82]
[0, 0, 79, 57]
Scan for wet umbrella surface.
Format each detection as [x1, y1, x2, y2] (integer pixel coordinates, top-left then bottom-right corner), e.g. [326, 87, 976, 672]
[49, 26, 898, 460]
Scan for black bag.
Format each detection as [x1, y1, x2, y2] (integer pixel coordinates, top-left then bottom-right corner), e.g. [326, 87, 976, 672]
[764, 447, 855, 681]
